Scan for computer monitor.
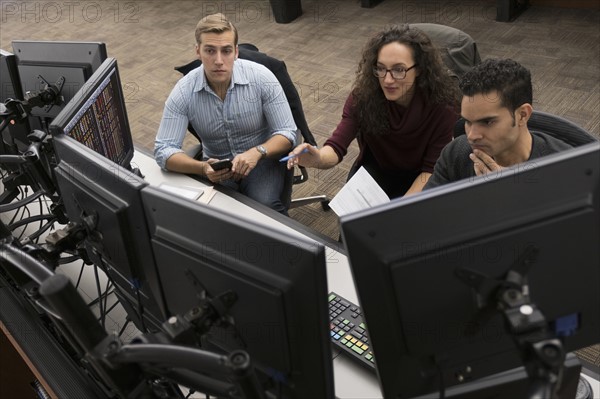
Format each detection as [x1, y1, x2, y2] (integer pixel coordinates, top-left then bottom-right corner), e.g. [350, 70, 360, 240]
[0, 48, 32, 152]
[51, 133, 166, 331]
[49, 57, 135, 169]
[140, 186, 335, 398]
[1, 49, 25, 100]
[340, 142, 600, 398]
[12, 40, 107, 120]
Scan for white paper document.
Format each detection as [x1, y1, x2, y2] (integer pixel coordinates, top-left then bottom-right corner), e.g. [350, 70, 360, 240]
[158, 183, 204, 201]
[328, 166, 390, 216]
[197, 185, 217, 204]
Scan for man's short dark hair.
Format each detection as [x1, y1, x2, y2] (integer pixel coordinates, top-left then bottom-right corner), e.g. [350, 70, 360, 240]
[459, 58, 532, 115]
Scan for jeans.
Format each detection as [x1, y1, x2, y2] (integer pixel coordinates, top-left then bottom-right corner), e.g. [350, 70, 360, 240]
[220, 158, 292, 215]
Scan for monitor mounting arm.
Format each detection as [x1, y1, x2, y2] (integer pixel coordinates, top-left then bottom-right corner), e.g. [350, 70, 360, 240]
[0, 75, 65, 133]
[27, 75, 65, 113]
[159, 268, 239, 347]
[0, 237, 265, 398]
[0, 129, 65, 225]
[43, 214, 240, 349]
[456, 245, 566, 399]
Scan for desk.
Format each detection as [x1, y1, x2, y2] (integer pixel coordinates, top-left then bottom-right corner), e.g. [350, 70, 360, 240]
[1, 150, 597, 399]
[133, 150, 600, 399]
[132, 150, 383, 398]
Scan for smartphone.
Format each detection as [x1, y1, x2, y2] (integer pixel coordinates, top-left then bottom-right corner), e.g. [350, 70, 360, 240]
[210, 159, 232, 171]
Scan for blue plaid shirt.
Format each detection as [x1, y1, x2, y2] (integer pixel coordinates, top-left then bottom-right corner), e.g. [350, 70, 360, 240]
[155, 59, 297, 168]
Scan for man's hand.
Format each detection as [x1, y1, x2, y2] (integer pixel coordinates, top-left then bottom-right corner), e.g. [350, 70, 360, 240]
[205, 158, 234, 183]
[231, 148, 262, 180]
[470, 149, 503, 176]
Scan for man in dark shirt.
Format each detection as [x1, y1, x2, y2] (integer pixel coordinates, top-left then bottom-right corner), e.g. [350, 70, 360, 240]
[425, 58, 571, 189]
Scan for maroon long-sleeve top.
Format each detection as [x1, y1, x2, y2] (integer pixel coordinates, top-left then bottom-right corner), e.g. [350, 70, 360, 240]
[324, 89, 457, 174]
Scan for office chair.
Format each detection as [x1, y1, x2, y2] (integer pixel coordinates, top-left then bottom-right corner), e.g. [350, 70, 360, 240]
[528, 111, 598, 146]
[454, 110, 598, 146]
[409, 23, 481, 80]
[174, 44, 330, 210]
[411, 25, 597, 148]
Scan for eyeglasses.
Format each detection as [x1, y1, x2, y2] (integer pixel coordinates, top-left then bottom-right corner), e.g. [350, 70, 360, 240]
[373, 64, 417, 80]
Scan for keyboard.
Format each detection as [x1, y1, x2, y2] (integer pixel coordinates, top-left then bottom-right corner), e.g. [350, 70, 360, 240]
[328, 292, 376, 371]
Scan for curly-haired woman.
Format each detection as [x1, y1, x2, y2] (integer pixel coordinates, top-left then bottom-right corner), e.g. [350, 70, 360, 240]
[287, 25, 459, 198]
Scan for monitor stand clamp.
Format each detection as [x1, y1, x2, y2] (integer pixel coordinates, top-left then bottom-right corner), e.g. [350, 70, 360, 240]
[456, 245, 567, 399]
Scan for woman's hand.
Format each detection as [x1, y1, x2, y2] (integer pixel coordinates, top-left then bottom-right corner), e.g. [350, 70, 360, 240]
[286, 143, 322, 169]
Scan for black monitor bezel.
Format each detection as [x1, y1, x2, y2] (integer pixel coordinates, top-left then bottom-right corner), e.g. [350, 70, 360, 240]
[48, 57, 135, 169]
[140, 185, 335, 398]
[12, 40, 107, 120]
[51, 133, 167, 330]
[1, 48, 25, 100]
[341, 142, 600, 398]
[1, 48, 32, 152]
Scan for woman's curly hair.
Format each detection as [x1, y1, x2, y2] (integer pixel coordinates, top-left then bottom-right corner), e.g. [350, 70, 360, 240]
[352, 24, 459, 137]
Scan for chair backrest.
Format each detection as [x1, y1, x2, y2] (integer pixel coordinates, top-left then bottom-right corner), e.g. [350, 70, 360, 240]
[409, 23, 481, 80]
[174, 44, 316, 147]
[528, 110, 597, 147]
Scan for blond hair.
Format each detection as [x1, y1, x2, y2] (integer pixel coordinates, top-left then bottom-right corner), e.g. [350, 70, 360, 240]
[195, 13, 238, 45]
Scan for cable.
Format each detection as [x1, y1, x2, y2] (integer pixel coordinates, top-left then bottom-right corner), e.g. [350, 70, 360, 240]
[104, 296, 120, 316]
[15, 205, 29, 240]
[57, 254, 81, 265]
[102, 278, 113, 324]
[74, 261, 86, 289]
[92, 262, 107, 328]
[0, 190, 44, 213]
[118, 318, 131, 338]
[8, 213, 54, 229]
[28, 216, 57, 242]
[134, 283, 148, 333]
[94, 251, 149, 333]
[35, 196, 55, 243]
[87, 287, 115, 308]
[7, 189, 24, 225]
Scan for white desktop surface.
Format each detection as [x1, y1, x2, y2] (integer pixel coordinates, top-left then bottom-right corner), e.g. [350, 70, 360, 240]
[132, 150, 383, 398]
